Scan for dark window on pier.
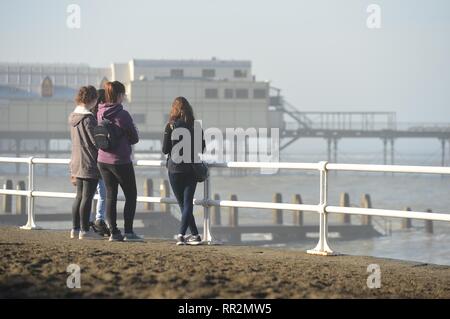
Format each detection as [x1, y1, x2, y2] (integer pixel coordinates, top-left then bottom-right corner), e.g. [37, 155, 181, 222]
[202, 69, 215, 78]
[253, 89, 267, 99]
[234, 69, 247, 78]
[205, 88, 218, 99]
[235, 89, 248, 99]
[224, 88, 234, 99]
[170, 69, 184, 78]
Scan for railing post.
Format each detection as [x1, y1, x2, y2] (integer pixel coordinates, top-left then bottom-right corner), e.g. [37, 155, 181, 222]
[20, 157, 40, 230]
[307, 161, 337, 256]
[202, 175, 220, 245]
[202, 176, 212, 243]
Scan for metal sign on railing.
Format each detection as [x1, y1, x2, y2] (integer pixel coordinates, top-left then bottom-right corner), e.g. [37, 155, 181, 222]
[1, 156, 450, 256]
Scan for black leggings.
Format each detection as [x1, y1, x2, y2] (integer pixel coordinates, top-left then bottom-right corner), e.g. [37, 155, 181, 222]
[72, 178, 98, 231]
[98, 162, 137, 233]
[168, 172, 198, 236]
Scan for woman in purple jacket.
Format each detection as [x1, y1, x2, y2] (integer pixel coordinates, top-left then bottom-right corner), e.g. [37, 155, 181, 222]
[97, 81, 142, 242]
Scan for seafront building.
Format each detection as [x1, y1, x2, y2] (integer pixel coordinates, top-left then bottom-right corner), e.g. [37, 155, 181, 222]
[0, 58, 283, 154]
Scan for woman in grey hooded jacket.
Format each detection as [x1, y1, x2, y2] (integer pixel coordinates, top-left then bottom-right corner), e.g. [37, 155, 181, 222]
[69, 86, 100, 240]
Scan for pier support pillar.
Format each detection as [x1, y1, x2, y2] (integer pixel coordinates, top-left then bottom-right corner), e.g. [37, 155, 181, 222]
[390, 139, 395, 165]
[15, 139, 20, 175]
[339, 192, 351, 224]
[360, 194, 372, 225]
[326, 139, 332, 162]
[211, 194, 221, 226]
[272, 193, 283, 225]
[332, 138, 338, 163]
[44, 139, 49, 177]
[382, 139, 387, 165]
[401, 207, 412, 229]
[440, 139, 446, 167]
[292, 194, 303, 226]
[448, 139, 450, 165]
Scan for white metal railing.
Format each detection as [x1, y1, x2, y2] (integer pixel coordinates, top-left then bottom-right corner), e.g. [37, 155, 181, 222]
[1, 156, 450, 256]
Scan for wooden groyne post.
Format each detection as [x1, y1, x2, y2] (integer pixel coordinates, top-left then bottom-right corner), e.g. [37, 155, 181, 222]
[339, 192, 351, 224]
[360, 194, 372, 225]
[272, 193, 283, 225]
[425, 209, 434, 234]
[228, 194, 239, 242]
[143, 178, 154, 211]
[15, 180, 26, 215]
[211, 194, 221, 226]
[402, 207, 412, 229]
[229, 194, 238, 227]
[292, 194, 303, 226]
[2, 179, 13, 213]
[160, 180, 171, 213]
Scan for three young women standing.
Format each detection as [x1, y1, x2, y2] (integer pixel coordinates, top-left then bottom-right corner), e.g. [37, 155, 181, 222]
[69, 85, 204, 245]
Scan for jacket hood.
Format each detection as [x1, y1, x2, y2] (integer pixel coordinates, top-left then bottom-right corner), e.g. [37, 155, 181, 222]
[69, 106, 93, 127]
[98, 103, 123, 119]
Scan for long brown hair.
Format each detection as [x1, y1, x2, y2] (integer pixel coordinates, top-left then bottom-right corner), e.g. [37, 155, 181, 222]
[104, 81, 125, 103]
[169, 96, 195, 127]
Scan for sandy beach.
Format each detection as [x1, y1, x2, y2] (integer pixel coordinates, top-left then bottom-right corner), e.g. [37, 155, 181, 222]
[0, 226, 449, 298]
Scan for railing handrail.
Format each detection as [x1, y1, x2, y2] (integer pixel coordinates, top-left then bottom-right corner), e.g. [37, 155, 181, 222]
[3, 157, 450, 175]
[1, 156, 449, 255]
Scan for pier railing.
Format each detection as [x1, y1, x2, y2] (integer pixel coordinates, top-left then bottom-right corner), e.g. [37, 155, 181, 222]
[1, 156, 450, 256]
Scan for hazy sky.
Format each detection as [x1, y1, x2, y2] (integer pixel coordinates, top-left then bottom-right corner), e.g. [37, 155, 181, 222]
[1, 0, 450, 123]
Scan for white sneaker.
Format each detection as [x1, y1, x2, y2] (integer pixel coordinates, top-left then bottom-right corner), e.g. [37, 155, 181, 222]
[79, 230, 102, 240]
[185, 234, 202, 246]
[70, 229, 79, 239]
[176, 234, 186, 246]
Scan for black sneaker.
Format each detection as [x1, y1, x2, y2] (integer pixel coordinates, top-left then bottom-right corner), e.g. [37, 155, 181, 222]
[176, 234, 186, 246]
[123, 232, 144, 242]
[89, 221, 97, 233]
[109, 229, 124, 242]
[186, 234, 202, 246]
[94, 219, 111, 237]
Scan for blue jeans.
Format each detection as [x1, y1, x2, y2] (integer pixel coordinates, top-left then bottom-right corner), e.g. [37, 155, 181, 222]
[168, 172, 198, 236]
[90, 179, 106, 221]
